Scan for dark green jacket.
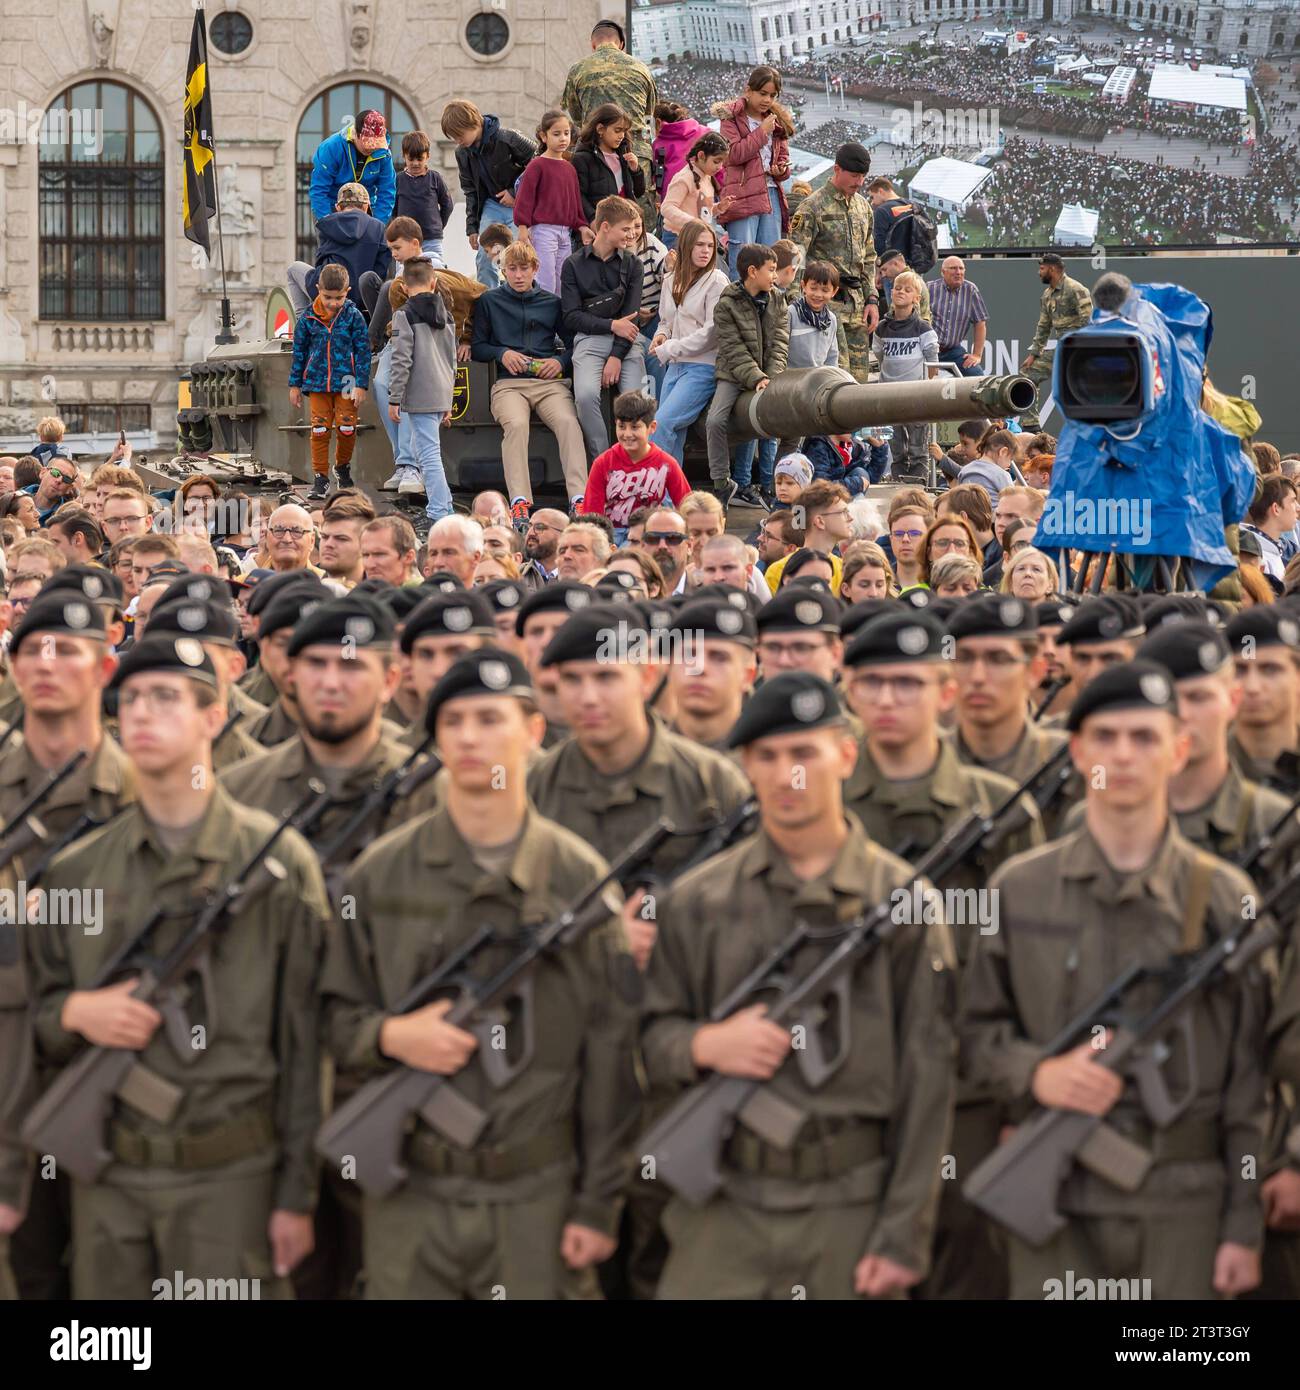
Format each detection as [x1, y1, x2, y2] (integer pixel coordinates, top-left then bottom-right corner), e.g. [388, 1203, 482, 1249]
[713, 280, 790, 389]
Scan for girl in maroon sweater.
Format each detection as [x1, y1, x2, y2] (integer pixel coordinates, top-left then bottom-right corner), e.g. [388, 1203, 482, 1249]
[514, 111, 590, 294]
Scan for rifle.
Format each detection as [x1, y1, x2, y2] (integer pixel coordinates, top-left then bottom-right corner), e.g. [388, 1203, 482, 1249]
[1233, 784, 1300, 879]
[20, 788, 329, 1184]
[962, 869, 1288, 1248]
[636, 758, 1077, 1208]
[1032, 674, 1069, 723]
[25, 803, 132, 891]
[316, 798, 758, 1197]
[0, 749, 89, 875]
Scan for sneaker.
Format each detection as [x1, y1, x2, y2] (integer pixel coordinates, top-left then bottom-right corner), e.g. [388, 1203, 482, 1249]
[380, 468, 403, 491]
[510, 498, 532, 531]
[713, 478, 739, 510]
[397, 469, 426, 496]
[335, 464, 354, 490]
[309, 474, 329, 499]
[733, 484, 767, 509]
[758, 487, 777, 510]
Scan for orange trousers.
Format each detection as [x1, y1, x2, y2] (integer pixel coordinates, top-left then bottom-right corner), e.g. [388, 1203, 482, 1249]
[308, 392, 358, 474]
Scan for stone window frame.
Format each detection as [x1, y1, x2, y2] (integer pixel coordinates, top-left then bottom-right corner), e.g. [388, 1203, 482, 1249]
[458, 4, 516, 64]
[208, 10, 259, 65]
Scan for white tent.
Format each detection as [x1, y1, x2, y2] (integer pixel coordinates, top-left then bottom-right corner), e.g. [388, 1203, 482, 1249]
[908, 158, 994, 216]
[1054, 54, 1094, 76]
[1148, 64, 1248, 113]
[1053, 203, 1099, 247]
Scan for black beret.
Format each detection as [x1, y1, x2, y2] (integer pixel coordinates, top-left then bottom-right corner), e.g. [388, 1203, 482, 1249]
[375, 585, 424, 623]
[258, 583, 329, 642]
[155, 573, 229, 610]
[1057, 595, 1144, 647]
[672, 598, 757, 647]
[246, 568, 325, 618]
[898, 587, 935, 611]
[1036, 597, 1080, 630]
[480, 579, 528, 617]
[513, 581, 596, 637]
[844, 610, 946, 668]
[424, 646, 533, 735]
[40, 564, 125, 607]
[288, 593, 395, 657]
[727, 672, 845, 748]
[400, 590, 494, 653]
[1066, 658, 1177, 732]
[1138, 622, 1230, 682]
[840, 598, 896, 642]
[148, 597, 240, 647]
[352, 577, 394, 597]
[539, 601, 641, 668]
[691, 583, 762, 618]
[1224, 607, 1300, 654]
[636, 598, 678, 636]
[421, 569, 466, 594]
[947, 594, 1038, 641]
[591, 577, 640, 606]
[140, 563, 189, 588]
[835, 141, 871, 174]
[12, 593, 108, 654]
[1142, 594, 1228, 633]
[595, 569, 641, 594]
[756, 585, 841, 635]
[784, 576, 834, 597]
[109, 634, 217, 691]
[925, 597, 961, 625]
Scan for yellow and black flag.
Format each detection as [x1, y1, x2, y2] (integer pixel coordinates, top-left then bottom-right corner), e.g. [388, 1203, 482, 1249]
[183, 8, 216, 254]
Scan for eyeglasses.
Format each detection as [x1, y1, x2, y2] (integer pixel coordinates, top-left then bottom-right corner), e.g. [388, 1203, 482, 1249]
[852, 673, 928, 700]
[952, 649, 1027, 670]
[645, 532, 686, 545]
[268, 526, 312, 540]
[526, 521, 560, 533]
[822, 507, 850, 521]
[103, 514, 146, 528]
[891, 528, 924, 542]
[7, 595, 34, 612]
[119, 686, 186, 713]
[931, 537, 970, 553]
[759, 640, 829, 662]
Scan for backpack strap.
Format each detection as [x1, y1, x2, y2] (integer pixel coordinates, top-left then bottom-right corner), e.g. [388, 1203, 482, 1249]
[1180, 849, 1217, 953]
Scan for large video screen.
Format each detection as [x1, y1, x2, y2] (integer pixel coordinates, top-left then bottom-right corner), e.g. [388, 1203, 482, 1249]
[630, 3, 1300, 250]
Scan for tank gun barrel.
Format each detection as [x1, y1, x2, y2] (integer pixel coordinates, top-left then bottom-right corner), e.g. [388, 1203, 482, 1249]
[726, 367, 1037, 443]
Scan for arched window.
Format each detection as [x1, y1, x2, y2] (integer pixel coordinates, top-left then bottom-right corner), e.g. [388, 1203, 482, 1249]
[39, 81, 163, 321]
[296, 82, 417, 263]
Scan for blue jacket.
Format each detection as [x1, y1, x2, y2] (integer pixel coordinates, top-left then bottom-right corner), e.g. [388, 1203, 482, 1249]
[310, 129, 397, 223]
[805, 435, 889, 491]
[471, 284, 572, 374]
[289, 300, 372, 394]
[306, 210, 393, 309]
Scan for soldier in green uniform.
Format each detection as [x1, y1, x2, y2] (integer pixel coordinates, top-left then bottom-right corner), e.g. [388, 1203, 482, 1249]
[964, 662, 1272, 1300]
[755, 585, 856, 727]
[399, 589, 495, 744]
[839, 609, 1044, 1299]
[0, 593, 135, 1300]
[235, 571, 329, 710]
[322, 648, 640, 1298]
[643, 671, 956, 1298]
[665, 596, 757, 755]
[561, 20, 657, 228]
[243, 582, 327, 749]
[790, 144, 881, 384]
[27, 636, 330, 1299]
[1020, 253, 1093, 432]
[528, 600, 751, 1298]
[948, 596, 1073, 836]
[1048, 595, 1144, 729]
[515, 583, 597, 750]
[0, 577, 44, 729]
[478, 578, 529, 659]
[373, 587, 425, 731]
[1226, 608, 1300, 798]
[1030, 597, 1080, 726]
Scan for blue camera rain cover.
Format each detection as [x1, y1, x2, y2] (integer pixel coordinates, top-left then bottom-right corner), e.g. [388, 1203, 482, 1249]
[1035, 282, 1258, 591]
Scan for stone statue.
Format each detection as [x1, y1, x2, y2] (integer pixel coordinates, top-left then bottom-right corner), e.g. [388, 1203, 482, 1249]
[215, 165, 257, 284]
[90, 12, 113, 67]
[346, 2, 372, 63]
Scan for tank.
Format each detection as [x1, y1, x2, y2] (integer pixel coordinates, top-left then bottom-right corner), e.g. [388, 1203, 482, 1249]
[169, 339, 1035, 497]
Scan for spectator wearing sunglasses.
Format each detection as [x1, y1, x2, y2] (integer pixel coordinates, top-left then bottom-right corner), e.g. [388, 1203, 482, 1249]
[641, 507, 690, 592]
[264, 502, 323, 576]
[23, 458, 80, 523]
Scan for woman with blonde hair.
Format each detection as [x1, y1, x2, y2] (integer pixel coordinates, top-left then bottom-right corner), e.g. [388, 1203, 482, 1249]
[929, 553, 982, 598]
[1000, 546, 1059, 602]
[841, 542, 897, 602]
[472, 552, 521, 585]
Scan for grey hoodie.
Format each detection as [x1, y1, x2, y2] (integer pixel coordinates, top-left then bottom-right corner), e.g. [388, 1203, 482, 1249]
[389, 291, 456, 413]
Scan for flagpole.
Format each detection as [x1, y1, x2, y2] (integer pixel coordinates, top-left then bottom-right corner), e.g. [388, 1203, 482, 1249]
[209, 152, 236, 344]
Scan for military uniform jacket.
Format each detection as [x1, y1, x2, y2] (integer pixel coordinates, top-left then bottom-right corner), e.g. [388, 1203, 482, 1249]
[248, 696, 299, 749]
[1029, 274, 1094, 357]
[0, 732, 135, 1205]
[789, 184, 879, 324]
[561, 48, 658, 168]
[322, 804, 640, 1236]
[954, 719, 1074, 838]
[527, 721, 751, 886]
[1229, 731, 1300, 800]
[27, 784, 330, 1212]
[963, 822, 1271, 1248]
[236, 664, 277, 709]
[642, 818, 955, 1273]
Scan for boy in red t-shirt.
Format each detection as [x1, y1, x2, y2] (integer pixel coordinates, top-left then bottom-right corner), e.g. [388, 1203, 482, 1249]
[581, 390, 691, 543]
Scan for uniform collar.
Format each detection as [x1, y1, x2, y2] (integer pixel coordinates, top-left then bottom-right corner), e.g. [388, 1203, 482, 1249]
[120, 781, 240, 868]
[1059, 819, 1186, 920]
[1179, 762, 1251, 841]
[846, 734, 965, 812]
[0, 730, 130, 799]
[740, 816, 876, 914]
[554, 720, 670, 805]
[269, 728, 405, 788]
[418, 802, 547, 901]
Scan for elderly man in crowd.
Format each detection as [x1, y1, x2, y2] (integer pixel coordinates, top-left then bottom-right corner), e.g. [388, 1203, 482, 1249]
[555, 522, 612, 581]
[926, 256, 988, 378]
[424, 514, 485, 587]
[265, 503, 320, 574]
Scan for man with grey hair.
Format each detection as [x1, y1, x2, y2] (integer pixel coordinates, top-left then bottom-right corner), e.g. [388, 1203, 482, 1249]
[925, 255, 988, 377]
[555, 522, 612, 581]
[424, 514, 484, 587]
[286, 181, 392, 318]
[470, 490, 510, 530]
[265, 502, 320, 574]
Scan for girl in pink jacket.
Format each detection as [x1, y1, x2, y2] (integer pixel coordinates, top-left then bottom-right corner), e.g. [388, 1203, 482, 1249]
[660, 133, 733, 252]
[651, 102, 709, 198]
[714, 65, 794, 280]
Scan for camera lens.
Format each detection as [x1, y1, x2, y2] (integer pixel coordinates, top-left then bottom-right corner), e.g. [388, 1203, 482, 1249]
[1065, 349, 1140, 408]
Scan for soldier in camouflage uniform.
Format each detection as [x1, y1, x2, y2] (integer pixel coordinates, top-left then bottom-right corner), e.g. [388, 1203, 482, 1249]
[561, 20, 658, 229]
[790, 144, 880, 384]
[1020, 253, 1093, 432]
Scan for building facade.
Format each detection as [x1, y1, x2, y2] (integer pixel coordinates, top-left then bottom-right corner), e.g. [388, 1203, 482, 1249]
[0, 0, 612, 448]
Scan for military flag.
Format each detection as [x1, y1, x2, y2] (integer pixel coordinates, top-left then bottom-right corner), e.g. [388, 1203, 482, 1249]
[183, 8, 216, 254]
